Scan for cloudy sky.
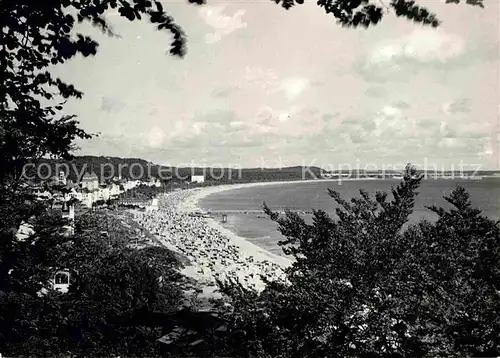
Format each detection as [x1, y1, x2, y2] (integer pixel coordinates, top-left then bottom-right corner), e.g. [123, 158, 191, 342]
[52, 0, 499, 170]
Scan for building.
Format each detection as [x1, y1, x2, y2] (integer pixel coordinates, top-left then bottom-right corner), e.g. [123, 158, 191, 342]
[147, 177, 162, 187]
[97, 184, 110, 201]
[38, 269, 77, 296]
[109, 182, 122, 198]
[53, 270, 71, 293]
[191, 175, 205, 184]
[81, 172, 99, 191]
[15, 220, 35, 241]
[33, 188, 52, 200]
[146, 198, 159, 212]
[123, 179, 141, 191]
[61, 201, 75, 236]
[58, 171, 67, 186]
[61, 201, 75, 221]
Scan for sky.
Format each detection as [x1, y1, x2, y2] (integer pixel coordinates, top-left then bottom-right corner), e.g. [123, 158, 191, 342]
[52, 0, 500, 170]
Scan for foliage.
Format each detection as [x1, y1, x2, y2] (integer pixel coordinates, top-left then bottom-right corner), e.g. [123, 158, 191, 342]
[0, 0, 190, 184]
[118, 184, 166, 200]
[0, 0, 489, 355]
[216, 164, 500, 357]
[0, 210, 196, 356]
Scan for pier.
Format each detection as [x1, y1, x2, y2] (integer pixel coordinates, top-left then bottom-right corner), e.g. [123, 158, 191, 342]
[204, 209, 314, 215]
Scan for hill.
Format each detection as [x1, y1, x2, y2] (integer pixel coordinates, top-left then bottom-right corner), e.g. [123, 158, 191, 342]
[29, 156, 326, 184]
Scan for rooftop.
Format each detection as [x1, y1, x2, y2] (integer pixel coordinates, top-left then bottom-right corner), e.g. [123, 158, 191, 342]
[82, 172, 98, 180]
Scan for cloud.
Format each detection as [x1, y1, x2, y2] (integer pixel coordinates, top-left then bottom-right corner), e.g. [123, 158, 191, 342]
[211, 86, 238, 98]
[242, 67, 309, 100]
[393, 100, 410, 109]
[369, 28, 466, 65]
[228, 121, 248, 130]
[356, 28, 475, 82]
[381, 105, 402, 117]
[100, 96, 125, 113]
[310, 80, 326, 87]
[244, 66, 280, 93]
[335, 103, 411, 140]
[255, 105, 299, 125]
[280, 77, 309, 101]
[192, 109, 236, 126]
[441, 98, 471, 115]
[199, 6, 247, 44]
[322, 112, 340, 121]
[147, 126, 165, 148]
[163, 109, 283, 151]
[478, 140, 493, 157]
[252, 105, 326, 138]
[341, 116, 363, 125]
[364, 86, 388, 98]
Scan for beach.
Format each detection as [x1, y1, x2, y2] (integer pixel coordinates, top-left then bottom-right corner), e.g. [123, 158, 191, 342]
[130, 182, 316, 292]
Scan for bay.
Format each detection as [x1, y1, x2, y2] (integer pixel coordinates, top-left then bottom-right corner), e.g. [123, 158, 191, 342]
[199, 179, 500, 256]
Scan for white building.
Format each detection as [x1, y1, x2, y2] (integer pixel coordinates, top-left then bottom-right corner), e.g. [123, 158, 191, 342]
[145, 177, 162, 187]
[146, 198, 159, 212]
[123, 180, 140, 191]
[97, 185, 110, 201]
[80, 189, 99, 208]
[191, 175, 205, 184]
[34, 189, 52, 200]
[58, 171, 67, 185]
[61, 201, 75, 236]
[15, 221, 35, 241]
[53, 270, 71, 293]
[38, 269, 76, 296]
[81, 172, 99, 191]
[109, 182, 122, 197]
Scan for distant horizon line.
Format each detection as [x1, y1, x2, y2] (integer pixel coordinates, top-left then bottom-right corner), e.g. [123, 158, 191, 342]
[38, 155, 500, 173]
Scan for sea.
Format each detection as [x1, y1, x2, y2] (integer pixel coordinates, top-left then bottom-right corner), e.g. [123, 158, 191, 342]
[200, 179, 500, 256]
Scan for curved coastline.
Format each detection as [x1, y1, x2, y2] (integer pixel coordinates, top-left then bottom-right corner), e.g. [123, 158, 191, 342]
[178, 178, 357, 213]
[178, 184, 302, 268]
[130, 178, 407, 291]
[133, 182, 334, 292]
[177, 179, 376, 268]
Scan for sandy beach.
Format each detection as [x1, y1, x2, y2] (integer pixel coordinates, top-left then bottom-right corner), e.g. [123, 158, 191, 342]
[130, 181, 330, 292]
[129, 179, 373, 291]
[128, 178, 396, 292]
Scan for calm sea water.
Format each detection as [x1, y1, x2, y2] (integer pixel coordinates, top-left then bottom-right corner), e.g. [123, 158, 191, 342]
[200, 179, 500, 256]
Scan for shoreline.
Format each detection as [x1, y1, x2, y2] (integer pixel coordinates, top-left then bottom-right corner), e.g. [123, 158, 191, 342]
[129, 178, 499, 292]
[178, 178, 371, 214]
[178, 182, 298, 269]
[175, 178, 391, 269]
[130, 187, 294, 292]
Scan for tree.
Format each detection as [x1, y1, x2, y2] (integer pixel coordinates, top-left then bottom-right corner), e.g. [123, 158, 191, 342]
[0, 0, 489, 355]
[216, 164, 500, 357]
[0, 210, 195, 356]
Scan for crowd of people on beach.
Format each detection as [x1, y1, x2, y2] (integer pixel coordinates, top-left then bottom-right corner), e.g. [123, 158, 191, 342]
[131, 189, 287, 291]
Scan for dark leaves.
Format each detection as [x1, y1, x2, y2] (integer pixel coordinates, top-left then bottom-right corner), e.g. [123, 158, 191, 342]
[314, 0, 478, 28]
[446, 0, 484, 7]
[390, 0, 440, 27]
[317, 0, 385, 28]
[273, 0, 299, 10]
[155, 1, 163, 12]
[119, 4, 136, 21]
